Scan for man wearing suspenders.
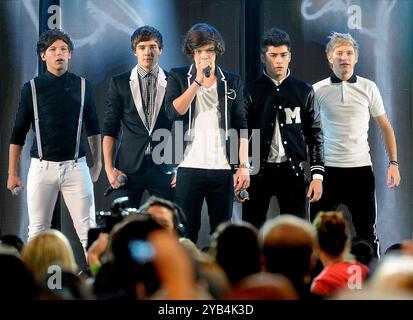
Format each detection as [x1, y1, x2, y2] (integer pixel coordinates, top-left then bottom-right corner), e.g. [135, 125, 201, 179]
[7, 30, 101, 251]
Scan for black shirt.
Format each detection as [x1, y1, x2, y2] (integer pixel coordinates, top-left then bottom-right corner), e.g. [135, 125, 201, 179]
[10, 71, 100, 161]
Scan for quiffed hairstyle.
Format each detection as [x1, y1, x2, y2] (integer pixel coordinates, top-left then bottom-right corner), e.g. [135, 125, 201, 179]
[261, 27, 291, 53]
[131, 25, 163, 51]
[36, 29, 74, 58]
[325, 32, 359, 59]
[182, 23, 225, 57]
[313, 211, 349, 257]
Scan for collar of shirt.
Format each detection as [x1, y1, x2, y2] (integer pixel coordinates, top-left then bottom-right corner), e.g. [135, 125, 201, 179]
[330, 73, 357, 83]
[44, 70, 69, 79]
[264, 68, 290, 87]
[137, 64, 159, 79]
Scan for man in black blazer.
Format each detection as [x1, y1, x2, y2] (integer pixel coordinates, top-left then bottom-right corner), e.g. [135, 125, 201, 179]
[103, 26, 174, 208]
[165, 23, 250, 244]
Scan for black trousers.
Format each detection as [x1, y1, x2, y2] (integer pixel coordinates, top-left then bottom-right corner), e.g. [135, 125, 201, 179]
[174, 168, 234, 243]
[113, 156, 174, 209]
[242, 162, 308, 229]
[310, 166, 378, 249]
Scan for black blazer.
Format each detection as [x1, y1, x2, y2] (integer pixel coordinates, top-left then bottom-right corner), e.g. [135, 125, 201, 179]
[165, 64, 247, 167]
[103, 66, 173, 174]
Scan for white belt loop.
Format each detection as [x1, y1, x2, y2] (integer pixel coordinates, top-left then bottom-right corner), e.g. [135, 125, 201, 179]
[30, 79, 43, 161]
[74, 77, 86, 162]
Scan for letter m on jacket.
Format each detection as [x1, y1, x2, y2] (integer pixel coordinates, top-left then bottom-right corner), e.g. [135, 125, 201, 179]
[284, 107, 301, 124]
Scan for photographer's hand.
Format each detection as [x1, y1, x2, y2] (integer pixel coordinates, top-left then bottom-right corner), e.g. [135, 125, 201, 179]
[87, 233, 109, 276]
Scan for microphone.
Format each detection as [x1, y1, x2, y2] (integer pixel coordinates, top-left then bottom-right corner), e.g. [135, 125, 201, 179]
[235, 189, 249, 203]
[12, 186, 22, 196]
[203, 66, 211, 78]
[239, 190, 249, 201]
[104, 175, 126, 197]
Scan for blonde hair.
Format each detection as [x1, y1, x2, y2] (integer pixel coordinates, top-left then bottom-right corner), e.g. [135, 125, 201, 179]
[22, 230, 77, 281]
[260, 214, 316, 247]
[325, 32, 359, 59]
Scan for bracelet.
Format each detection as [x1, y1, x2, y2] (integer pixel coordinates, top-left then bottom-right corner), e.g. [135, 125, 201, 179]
[193, 79, 202, 87]
[389, 160, 399, 166]
[238, 162, 251, 169]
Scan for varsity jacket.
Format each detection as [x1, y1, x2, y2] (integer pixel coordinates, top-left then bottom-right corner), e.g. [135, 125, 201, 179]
[244, 73, 324, 178]
[165, 64, 247, 169]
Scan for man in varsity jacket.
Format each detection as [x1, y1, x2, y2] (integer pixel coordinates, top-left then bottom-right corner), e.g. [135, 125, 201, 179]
[7, 29, 101, 250]
[243, 28, 324, 228]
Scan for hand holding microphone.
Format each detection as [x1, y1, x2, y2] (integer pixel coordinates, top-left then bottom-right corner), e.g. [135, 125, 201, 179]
[7, 174, 23, 196]
[203, 65, 211, 78]
[195, 61, 212, 86]
[12, 186, 23, 196]
[104, 175, 127, 197]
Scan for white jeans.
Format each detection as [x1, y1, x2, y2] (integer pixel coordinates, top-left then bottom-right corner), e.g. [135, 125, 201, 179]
[27, 157, 96, 249]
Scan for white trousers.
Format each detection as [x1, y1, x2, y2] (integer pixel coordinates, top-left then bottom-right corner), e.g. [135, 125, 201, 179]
[27, 157, 96, 249]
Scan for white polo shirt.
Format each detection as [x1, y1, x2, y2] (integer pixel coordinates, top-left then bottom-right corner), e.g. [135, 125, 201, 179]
[313, 75, 386, 167]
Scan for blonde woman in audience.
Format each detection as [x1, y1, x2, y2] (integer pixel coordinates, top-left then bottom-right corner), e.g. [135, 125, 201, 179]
[22, 229, 77, 282]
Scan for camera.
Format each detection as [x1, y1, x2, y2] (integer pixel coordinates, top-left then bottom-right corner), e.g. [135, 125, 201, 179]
[87, 197, 138, 249]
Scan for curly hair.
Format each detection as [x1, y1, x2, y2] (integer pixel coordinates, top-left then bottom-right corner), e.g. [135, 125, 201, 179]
[182, 23, 225, 57]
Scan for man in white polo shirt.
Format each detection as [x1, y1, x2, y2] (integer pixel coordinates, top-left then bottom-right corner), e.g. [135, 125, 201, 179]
[310, 32, 400, 254]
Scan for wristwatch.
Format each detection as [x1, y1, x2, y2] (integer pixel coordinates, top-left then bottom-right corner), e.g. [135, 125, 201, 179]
[238, 162, 251, 169]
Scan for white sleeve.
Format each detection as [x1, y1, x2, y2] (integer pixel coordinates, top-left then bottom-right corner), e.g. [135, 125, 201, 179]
[370, 82, 386, 117]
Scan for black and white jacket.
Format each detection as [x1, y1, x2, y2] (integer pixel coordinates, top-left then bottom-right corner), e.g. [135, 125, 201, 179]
[244, 73, 324, 178]
[165, 64, 247, 168]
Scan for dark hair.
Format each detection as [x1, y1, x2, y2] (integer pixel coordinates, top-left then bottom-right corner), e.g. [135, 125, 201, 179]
[96, 215, 163, 299]
[0, 254, 38, 300]
[36, 29, 74, 57]
[261, 27, 291, 53]
[131, 25, 163, 51]
[0, 234, 24, 253]
[314, 211, 349, 257]
[212, 222, 261, 285]
[182, 23, 225, 57]
[351, 237, 375, 265]
[138, 196, 187, 237]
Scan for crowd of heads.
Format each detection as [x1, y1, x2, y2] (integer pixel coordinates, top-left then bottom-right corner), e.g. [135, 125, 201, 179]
[2, 199, 413, 300]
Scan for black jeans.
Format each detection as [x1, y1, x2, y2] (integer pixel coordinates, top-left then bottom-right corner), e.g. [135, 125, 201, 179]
[113, 156, 174, 209]
[243, 162, 308, 229]
[310, 166, 378, 251]
[174, 167, 234, 243]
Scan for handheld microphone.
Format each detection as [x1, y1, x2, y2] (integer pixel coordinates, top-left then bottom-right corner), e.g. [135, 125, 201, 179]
[203, 66, 211, 78]
[104, 175, 126, 197]
[239, 190, 249, 201]
[12, 186, 22, 196]
[235, 189, 249, 203]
